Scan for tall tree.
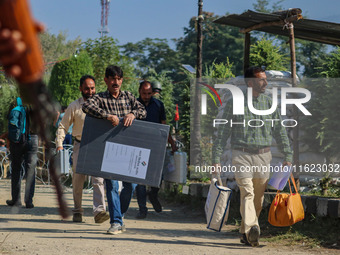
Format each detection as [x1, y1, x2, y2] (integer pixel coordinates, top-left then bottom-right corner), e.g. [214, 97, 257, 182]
[48, 51, 94, 107]
[175, 12, 244, 76]
[121, 38, 179, 77]
[81, 36, 136, 93]
[39, 31, 81, 75]
[249, 37, 289, 70]
[253, 0, 284, 13]
[296, 40, 330, 77]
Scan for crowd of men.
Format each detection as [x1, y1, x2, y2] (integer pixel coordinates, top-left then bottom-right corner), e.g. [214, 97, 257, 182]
[0, 24, 293, 247]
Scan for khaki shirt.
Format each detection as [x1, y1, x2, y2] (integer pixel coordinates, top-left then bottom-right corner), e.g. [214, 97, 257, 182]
[56, 97, 85, 148]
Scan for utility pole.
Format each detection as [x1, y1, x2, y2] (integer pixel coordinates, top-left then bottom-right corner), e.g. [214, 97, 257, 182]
[191, 0, 203, 167]
[288, 23, 300, 190]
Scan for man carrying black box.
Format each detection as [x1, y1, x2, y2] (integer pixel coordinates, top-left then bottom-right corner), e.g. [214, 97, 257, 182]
[82, 65, 146, 235]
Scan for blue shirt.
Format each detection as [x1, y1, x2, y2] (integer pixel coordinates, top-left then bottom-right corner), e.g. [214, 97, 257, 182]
[56, 112, 73, 133]
[138, 97, 166, 124]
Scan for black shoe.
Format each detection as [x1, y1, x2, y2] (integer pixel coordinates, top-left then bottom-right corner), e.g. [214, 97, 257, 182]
[6, 200, 22, 207]
[73, 213, 83, 223]
[25, 203, 34, 209]
[148, 193, 162, 213]
[135, 211, 147, 219]
[248, 226, 260, 247]
[240, 233, 251, 246]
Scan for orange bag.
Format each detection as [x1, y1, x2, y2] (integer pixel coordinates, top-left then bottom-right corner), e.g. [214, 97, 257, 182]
[268, 173, 305, 227]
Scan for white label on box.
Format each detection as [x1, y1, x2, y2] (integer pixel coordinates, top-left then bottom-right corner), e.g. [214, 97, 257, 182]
[100, 142, 150, 179]
[182, 186, 189, 194]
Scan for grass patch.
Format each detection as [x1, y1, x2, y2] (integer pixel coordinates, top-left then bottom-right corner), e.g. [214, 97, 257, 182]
[257, 204, 340, 249]
[161, 187, 340, 250]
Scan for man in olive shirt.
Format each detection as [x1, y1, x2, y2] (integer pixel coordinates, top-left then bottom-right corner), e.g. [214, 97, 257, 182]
[212, 66, 292, 246]
[56, 75, 109, 224]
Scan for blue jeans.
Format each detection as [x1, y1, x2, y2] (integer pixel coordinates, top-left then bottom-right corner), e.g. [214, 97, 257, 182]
[9, 135, 38, 205]
[105, 179, 136, 225]
[63, 134, 72, 145]
[63, 134, 73, 165]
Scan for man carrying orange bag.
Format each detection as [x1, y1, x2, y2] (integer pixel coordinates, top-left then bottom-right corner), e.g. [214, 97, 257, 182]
[212, 66, 293, 247]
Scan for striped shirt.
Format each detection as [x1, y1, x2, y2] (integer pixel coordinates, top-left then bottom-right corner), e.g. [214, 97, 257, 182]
[82, 90, 146, 120]
[212, 92, 293, 163]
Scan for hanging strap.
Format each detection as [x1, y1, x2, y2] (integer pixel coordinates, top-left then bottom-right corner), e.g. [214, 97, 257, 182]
[288, 173, 299, 194]
[217, 175, 223, 186]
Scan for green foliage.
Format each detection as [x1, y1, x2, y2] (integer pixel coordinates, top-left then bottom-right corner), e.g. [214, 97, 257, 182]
[200, 61, 235, 165]
[48, 51, 94, 106]
[178, 82, 191, 157]
[177, 60, 235, 160]
[204, 58, 235, 79]
[250, 37, 289, 70]
[202, 60, 235, 137]
[302, 48, 340, 159]
[0, 73, 7, 84]
[122, 38, 180, 77]
[320, 47, 340, 78]
[253, 0, 284, 13]
[0, 83, 18, 134]
[81, 36, 136, 93]
[296, 40, 329, 77]
[143, 69, 175, 125]
[39, 31, 81, 76]
[175, 12, 244, 76]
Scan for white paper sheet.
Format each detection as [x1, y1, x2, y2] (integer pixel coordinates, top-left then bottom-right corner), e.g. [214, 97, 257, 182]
[100, 141, 150, 180]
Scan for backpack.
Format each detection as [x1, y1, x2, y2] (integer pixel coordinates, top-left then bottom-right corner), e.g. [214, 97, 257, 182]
[8, 97, 27, 143]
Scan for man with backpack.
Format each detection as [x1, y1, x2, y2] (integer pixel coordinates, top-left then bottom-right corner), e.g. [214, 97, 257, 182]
[6, 97, 38, 208]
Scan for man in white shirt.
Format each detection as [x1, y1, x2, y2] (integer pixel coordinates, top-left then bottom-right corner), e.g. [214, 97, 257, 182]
[56, 75, 109, 223]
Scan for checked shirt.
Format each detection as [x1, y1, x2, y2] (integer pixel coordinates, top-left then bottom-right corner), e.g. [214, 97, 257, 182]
[212, 92, 293, 163]
[82, 90, 146, 120]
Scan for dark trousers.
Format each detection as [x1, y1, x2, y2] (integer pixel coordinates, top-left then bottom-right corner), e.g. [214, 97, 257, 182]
[9, 135, 38, 205]
[136, 184, 160, 214]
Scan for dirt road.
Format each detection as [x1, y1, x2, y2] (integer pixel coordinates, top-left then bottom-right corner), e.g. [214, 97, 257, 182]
[0, 179, 337, 255]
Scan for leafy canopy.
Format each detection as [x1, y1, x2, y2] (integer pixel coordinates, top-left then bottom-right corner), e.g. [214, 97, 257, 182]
[48, 51, 94, 107]
[81, 36, 137, 94]
[250, 37, 289, 70]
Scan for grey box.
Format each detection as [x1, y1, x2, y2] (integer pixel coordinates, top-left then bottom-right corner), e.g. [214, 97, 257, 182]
[54, 149, 70, 175]
[76, 116, 169, 187]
